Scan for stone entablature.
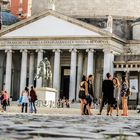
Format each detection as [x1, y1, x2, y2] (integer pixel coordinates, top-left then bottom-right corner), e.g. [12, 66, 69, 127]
[114, 61, 140, 71]
[0, 37, 124, 53]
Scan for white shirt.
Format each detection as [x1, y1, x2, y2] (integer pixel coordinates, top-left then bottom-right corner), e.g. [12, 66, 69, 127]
[22, 90, 29, 103]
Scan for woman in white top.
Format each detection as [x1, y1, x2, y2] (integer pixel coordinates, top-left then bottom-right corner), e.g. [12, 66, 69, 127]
[21, 87, 29, 113]
[112, 78, 120, 116]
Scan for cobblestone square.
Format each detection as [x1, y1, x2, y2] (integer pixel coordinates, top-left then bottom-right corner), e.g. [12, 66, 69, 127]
[0, 104, 140, 140]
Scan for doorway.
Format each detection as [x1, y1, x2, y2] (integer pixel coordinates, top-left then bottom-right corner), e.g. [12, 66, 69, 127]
[60, 67, 70, 99]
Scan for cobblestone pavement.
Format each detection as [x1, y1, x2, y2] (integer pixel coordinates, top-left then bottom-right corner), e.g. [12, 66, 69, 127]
[0, 113, 140, 140]
[0, 103, 140, 140]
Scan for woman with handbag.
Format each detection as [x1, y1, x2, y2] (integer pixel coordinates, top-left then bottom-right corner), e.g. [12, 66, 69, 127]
[121, 76, 129, 116]
[79, 75, 92, 115]
[84, 75, 94, 115]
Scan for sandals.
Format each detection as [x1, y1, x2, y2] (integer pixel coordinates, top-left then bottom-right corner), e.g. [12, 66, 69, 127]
[121, 114, 128, 116]
[97, 113, 101, 115]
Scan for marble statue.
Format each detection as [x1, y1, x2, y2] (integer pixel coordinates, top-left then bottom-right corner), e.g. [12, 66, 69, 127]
[48, 0, 55, 10]
[106, 15, 113, 33]
[107, 15, 113, 28]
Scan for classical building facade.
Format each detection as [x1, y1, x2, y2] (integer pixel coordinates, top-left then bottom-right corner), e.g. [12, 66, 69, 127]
[0, 8, 140, 108]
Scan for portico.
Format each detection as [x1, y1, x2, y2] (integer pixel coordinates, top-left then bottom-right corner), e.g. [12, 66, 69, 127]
[0, 10, 124, 101]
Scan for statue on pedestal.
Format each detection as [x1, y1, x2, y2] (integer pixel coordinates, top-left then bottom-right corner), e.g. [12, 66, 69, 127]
[36, 57, 52, 87]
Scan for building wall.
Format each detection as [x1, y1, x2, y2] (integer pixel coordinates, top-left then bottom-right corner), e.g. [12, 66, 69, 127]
[10, 0, 19, 16]
[79, 18, 133, 40]
[32, 0, 140, 19]
[10, 0, 32, 18]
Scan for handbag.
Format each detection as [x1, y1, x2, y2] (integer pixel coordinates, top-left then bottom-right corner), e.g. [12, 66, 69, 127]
[86, 94, 92, 103]
[125, 87, 131, 97]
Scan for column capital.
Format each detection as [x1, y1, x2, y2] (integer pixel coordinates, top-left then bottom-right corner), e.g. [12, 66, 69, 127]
[28, 50, 35, 55]
[20, 49, 28, 53]
[69, 48, 77, 53]
[103, 48, 113, 53]
[52, 49, 61, 53]
[5, 49, 12, 53]
[36, 49, 44, 53]
[86, 48, 95, 53]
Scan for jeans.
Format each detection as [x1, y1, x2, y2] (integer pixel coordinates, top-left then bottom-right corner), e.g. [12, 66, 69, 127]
[3, 100, 7, 111]
[30, 102, 37, 113]
[22, 103, 28, 113]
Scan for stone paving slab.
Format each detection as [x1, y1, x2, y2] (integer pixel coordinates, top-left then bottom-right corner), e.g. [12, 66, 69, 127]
[0, 113, 139, 140]
[0, 103, 140, 139]
[3, 103, 140, 117]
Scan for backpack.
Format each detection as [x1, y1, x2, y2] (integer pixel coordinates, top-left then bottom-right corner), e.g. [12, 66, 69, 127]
[125, 87, 131, 97]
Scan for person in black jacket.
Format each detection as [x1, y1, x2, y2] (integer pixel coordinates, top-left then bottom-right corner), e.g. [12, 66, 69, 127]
[98, 73, 114, 115]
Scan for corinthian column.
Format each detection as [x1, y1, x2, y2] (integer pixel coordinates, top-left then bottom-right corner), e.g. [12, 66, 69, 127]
[76, 52, 83, 100]
[36, 49, 43, 87]
[53, 49, 60, 99]
[103, 49, 114, 79]
[5, 50, 12, 96]
[20, 49, 28, 94]
[69, 49, 77, 101]
[86, 49, 94, 76]
[29, 52, 35, 87]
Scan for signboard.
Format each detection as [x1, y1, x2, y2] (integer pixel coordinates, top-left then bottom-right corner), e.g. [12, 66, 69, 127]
[36, 87, 57, 108]
[129, 79, 138, 100]
[45, 91, 56, 107]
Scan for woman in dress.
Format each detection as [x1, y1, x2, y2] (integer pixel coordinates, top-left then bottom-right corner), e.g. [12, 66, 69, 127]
[112, 78, 120, 116]
[121, 76, 129, 116]
[79, 75, 92, 115]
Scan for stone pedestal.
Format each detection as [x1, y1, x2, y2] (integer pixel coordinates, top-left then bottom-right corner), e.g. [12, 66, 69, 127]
[36, 87, 57, 108]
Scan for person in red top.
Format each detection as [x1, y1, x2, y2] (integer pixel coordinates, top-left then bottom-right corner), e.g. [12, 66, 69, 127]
[2, 91, 8, 112]
[30, 86, 37, 113]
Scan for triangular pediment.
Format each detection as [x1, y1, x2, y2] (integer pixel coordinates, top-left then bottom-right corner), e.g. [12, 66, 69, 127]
[0, 10, 111, 38]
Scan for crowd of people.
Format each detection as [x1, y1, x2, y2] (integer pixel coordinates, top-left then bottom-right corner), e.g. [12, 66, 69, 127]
[57, 97, 70, 108]
[0, 73, 136, 116]
[0, 86, 38, 113]
[79, 73, 130, 116]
